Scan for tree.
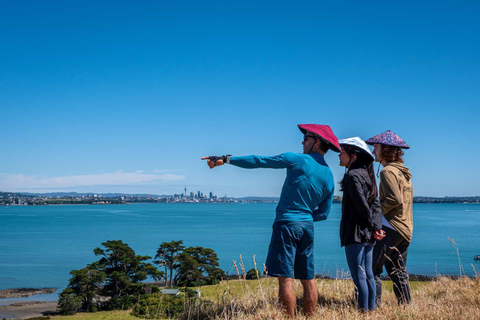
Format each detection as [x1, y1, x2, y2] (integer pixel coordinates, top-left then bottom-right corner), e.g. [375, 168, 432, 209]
[176, 253, 203, 287]
[205, 266, 226, 285]
[246, 268, 262, 280]
[61, 265, 106, 312]
[60, 240, 164, 313]
[57, 290, 83, 315]
[183, 246, 220, 274]
[177, 246, 224, 287]
[154, 240, 185, 287]
[93, 240, 163, 298]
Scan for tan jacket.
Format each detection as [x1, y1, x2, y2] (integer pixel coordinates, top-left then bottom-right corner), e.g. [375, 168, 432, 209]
[379, 162, 413, 242]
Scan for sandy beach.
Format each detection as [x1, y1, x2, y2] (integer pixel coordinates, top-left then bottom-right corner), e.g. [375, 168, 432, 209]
[0, 300, 58, 319]
[0, 289, 58, 319]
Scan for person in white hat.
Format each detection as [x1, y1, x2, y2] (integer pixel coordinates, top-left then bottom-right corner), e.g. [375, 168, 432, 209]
[338, 137, 384, 312]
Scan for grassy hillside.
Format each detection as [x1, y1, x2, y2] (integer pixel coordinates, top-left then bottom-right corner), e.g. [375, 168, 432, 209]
[51, 276, 480, 320]
[52, 310, 137, 320]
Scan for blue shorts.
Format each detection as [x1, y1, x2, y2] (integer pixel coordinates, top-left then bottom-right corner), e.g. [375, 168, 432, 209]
[265, 221, 315, 280]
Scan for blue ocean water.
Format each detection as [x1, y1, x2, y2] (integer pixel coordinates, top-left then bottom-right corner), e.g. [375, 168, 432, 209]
[0, 203, 479, 292]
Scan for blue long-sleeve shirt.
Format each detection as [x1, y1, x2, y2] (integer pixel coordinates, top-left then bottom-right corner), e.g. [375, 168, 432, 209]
[229, 152, 335, 222]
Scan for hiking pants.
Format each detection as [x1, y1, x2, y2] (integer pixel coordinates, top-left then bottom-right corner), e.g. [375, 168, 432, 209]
[372, 226, 412, 305]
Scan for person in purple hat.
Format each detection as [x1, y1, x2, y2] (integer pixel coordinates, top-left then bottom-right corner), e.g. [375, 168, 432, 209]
[202, 124, 339, 318]
[365, 130, 413, 306]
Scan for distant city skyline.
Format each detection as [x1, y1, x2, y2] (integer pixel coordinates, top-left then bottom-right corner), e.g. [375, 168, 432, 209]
[3, 190, 479, 206]
[1, 1, 479, 197]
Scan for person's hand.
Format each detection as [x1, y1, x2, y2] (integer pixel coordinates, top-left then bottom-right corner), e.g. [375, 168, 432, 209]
[374, 229, 386, 241]
[201, 156, 225, 169]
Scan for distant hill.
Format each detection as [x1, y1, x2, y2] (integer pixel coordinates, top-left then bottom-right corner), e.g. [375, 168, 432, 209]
[0, 191, 35, 198]
[413, 196, 480, 203]
[0, 191, 34, 198]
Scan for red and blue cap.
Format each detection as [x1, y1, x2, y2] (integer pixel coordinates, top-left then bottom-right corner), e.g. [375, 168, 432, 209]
[365, 130, 409, 149]
[298, 124, 341, 152]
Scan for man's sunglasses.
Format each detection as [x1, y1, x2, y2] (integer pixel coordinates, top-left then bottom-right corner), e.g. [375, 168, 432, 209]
[303, 135, 318, 142]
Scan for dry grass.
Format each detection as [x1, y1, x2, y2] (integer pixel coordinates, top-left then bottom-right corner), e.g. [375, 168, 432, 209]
[51, 309, 139, 319]
[180, 276, 480, 320]
[50, 276, 480, 319]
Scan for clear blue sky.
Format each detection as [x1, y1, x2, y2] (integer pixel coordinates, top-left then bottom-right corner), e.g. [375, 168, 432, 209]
[1, 1, 479, 197]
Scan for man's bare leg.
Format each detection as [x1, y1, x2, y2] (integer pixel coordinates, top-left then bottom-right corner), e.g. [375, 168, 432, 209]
[278, 277, 295, 318]
[300, 279, 318, 317]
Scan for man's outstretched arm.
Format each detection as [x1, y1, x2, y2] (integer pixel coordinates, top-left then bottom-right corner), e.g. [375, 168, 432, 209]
[202, 154, 291, 169]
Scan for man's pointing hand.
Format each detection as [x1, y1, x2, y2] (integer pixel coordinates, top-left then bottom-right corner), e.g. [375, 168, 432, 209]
[201, 156, 225, 169]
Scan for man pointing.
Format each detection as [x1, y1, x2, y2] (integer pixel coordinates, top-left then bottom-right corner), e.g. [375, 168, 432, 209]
[202, 124, 339, 318]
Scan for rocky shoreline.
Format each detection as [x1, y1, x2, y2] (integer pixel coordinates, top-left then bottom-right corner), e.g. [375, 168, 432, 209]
[0, 288, 56, 299]
[0, 301, 51, 308]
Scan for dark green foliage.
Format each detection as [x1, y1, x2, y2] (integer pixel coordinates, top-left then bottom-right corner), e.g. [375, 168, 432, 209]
[154, 240, 185, 287]
[182, 287, 197, 299]
[57, 290, 83, 315]
[155, 241, 225, 287]
[104, 295, 138, 310]
[177, 246, 224, 287]
[61, 266, 105, 312]
[60, 240, 164, 313]
[246, 268, 262, 280]
[205, 267, 226, 285]
[60, 239, 225, 317]
[176, 252, 204, 287]
[132, 294, 186, 319]
[93, 240, 163, 298]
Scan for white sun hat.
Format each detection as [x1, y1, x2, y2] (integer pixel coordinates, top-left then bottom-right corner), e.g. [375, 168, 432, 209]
[338, 137, 374, 161]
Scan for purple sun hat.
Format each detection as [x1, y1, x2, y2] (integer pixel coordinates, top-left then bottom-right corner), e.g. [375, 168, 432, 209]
[365, 130, 410, 149]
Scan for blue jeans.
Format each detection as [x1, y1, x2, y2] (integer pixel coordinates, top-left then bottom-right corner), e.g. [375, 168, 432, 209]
[345, 242, 376, 311]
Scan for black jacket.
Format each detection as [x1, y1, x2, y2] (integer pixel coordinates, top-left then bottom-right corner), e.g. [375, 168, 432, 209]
[340, 161, 382, 247]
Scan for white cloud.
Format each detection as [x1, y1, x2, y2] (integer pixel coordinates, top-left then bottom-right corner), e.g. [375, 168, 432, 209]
[0, 171, 185, 191]
[151, 169, 171, 173]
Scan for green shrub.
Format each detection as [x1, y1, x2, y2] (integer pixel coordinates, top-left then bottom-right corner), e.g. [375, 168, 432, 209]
[205, 267, 226, 285]
[132, 294, 185, 319]
[104, 295, 138, 310]
[183, 287, 197, 299]
[246, 268, 262, 280]
[57, 292, 82, 315]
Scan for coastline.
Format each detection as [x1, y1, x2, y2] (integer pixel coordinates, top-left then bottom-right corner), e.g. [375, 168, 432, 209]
[0, 301, 58, 319]
[3, 201, 480, 207]
[0, 288, 56, 299]
[0, 289, 58, 319]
